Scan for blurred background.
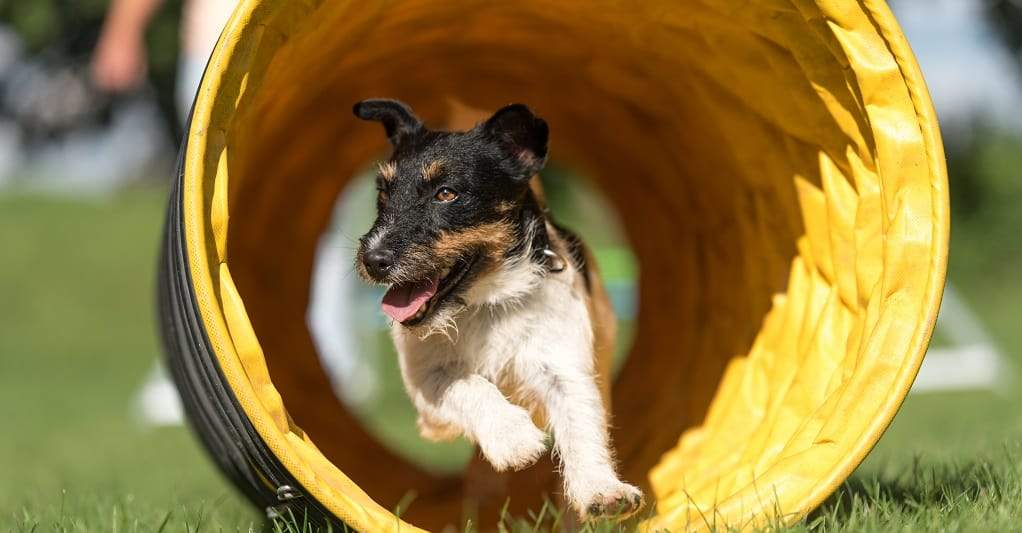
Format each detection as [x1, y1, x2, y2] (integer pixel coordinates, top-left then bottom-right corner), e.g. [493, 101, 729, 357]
[1, 0, 1021, 530]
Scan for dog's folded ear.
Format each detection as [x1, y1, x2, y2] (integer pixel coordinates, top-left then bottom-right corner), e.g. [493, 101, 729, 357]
[482, 104, 549, 178]
[353, 98, 423, 146]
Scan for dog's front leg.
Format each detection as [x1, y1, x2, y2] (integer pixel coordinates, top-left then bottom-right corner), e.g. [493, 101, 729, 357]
[409, 364, 548, 472]
[524, 361, 643, 520]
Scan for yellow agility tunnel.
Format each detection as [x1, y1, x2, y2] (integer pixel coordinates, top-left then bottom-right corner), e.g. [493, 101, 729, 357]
[158, 0, 950, 530]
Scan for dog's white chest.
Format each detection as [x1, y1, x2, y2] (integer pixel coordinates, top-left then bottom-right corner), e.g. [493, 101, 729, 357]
[394, 273, 589, 384]
[450, 293, 547, 380]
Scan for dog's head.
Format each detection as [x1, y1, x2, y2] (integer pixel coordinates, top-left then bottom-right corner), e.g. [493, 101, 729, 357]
[353, 98, 549, 329]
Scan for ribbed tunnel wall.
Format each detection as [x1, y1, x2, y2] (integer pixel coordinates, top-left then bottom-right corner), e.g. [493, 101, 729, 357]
[166, 1, 948, 530]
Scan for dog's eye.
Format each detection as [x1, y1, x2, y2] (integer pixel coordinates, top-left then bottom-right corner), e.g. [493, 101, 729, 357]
[434, 187, 458, 203]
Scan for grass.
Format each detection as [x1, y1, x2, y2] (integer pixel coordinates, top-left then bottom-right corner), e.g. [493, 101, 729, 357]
[0, 187, 261, 531]
[799, 452, 1022, 532]
[2, 185, 1022, 531]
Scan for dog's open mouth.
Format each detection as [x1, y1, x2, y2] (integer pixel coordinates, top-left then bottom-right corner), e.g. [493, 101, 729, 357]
[380, 254, 478, 326]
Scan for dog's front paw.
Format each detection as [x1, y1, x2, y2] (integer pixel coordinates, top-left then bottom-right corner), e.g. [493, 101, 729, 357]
[477, 407, 547, 472]
[577, 481, 644, 521]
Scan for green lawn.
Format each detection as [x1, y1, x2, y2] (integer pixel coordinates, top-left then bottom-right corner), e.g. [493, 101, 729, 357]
[2, 187, 1021, 532]
[0, 188, 261, 532]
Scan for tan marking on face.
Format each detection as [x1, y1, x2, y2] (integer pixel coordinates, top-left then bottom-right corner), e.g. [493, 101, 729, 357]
[434, 221, 515, 264]
[422, 160, 444, 182]
[378, 161, 397, 181]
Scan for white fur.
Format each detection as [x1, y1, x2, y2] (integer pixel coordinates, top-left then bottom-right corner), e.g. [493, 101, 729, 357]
[462, 252, 545, 308]
[391, 250, 641, 519]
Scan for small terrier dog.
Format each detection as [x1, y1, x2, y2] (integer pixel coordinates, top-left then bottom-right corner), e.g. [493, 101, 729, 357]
[353, 98, 643, 520]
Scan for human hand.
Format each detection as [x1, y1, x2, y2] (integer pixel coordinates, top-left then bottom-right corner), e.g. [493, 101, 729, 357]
[91, 30, 147, 92]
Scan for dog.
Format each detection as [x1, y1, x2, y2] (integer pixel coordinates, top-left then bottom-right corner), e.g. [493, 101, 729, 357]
[353, 98, 643, 520]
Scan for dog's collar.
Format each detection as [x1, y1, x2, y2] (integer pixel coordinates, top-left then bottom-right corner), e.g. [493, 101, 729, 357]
[516, 191, 566, 274]
[542, 247, 567, 273]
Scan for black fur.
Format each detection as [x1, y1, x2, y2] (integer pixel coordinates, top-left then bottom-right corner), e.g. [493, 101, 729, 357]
[352, 99, 423, 146]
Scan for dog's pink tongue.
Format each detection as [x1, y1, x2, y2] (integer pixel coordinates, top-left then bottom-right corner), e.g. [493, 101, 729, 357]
[382, 277, 439, 322]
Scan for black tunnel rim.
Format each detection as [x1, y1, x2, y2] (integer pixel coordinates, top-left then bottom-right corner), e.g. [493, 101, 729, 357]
[158, 116, 350, 531]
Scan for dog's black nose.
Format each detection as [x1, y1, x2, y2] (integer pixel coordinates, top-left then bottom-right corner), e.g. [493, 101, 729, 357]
[364, 248, 396, 278]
